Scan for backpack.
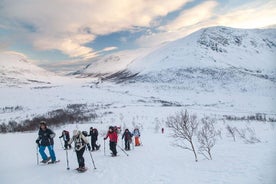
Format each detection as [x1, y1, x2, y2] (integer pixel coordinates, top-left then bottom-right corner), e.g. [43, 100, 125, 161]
[82, 131, 88, 137]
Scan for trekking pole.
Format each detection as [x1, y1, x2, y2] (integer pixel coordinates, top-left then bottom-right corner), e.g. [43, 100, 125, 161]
[65, 149, 70, 170]
[131, 138, 134, 150]
[36, 145, 39, 165]
[117, 144, 129, 156]
[104, 139, 106, 156]
[59, 138, 64, 149]
[87, 145, 97, 169]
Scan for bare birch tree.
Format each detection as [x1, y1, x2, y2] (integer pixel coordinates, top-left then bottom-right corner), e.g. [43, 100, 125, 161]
[197, 117, 217, 160]
[166, 110, 199, 162]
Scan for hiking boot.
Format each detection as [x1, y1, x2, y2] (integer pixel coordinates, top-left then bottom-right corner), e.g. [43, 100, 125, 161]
[41, 157, 51, 163]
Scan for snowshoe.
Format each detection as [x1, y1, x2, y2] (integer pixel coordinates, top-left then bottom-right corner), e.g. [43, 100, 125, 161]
[48, 160, 60, 164]
[40, 157, 51, 163]
[76, 167, 87, 172]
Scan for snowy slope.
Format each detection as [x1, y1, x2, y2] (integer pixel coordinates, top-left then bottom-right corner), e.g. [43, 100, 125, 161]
[128, 26, 276, 73]
[0, 52, 81, 87]
[76, 27, 275, 86]
[74, 48, 154, 77]
[0, 120, 275, 184]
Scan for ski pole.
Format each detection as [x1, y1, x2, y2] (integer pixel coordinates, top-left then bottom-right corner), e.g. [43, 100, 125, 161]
[104, 139, 106, 156]
[36, 145, 39, 165]
[59, 138, 64, 149]
[87, 145, 97, 169]
[117, 144, 129, 156]
[131, 138, 134, 150]
[66, 149, 70, 170]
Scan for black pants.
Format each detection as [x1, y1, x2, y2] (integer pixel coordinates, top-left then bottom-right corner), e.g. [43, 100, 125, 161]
[76, 147, 85, 168]
[109, 141, 117, 156]
[124, 139, 130, 150]
[91, 139, 98, 150]
[64, 140, 71, 149]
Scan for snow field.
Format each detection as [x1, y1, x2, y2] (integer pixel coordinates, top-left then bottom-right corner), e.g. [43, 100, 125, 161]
[0, 119, 275, 184]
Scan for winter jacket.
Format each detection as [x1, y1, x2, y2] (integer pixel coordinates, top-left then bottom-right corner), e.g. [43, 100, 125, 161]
[89, 129, 98, 141]
[122, 131, 132, 141]
[68, 132, 89, 151]
[37, 128, 55, 146]
[133, 129, 140, 137]
[59, 130, 70, 141]
[105, 131, 118, 143]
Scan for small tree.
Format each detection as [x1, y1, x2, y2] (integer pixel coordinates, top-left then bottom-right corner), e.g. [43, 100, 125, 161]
[166, 110, 199, 162]
[226, 125, 237, 142]
[236, 126, 261, 144]
[197, 117, 217, 160]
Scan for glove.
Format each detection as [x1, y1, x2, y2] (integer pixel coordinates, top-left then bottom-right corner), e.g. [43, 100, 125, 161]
[35, 139, 39, 144]
[87, 144, 91, 151]
[104, 137, 107, 140]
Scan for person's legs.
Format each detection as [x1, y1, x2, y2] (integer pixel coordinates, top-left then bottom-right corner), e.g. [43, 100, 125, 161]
[47, 145, 56, 162]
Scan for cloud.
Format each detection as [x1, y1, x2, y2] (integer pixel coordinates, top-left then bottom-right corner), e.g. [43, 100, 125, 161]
[102, 47, 118, 52]
[216, 0, 276, 29]
[136, 0, 276, 48]
[160, 1, 218, 32]
[0, 0, 191, 59]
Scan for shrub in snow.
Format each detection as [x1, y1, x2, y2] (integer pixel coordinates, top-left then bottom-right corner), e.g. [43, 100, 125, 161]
[226, 125, 238, 142]
[236, 126, 261, 144]
[166, 110, 199, 162]
[197, 117, 217, 160]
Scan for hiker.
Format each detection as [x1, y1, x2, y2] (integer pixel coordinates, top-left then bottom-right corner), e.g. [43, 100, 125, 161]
[88, 127, 100, 151]
[35, 121, 57, 163]
[104, 126, 118, 156]
[59, 130, 71, 150]
[122, 128, 132, 150]
[133, 128, 141, 146]
[68, 130, 91, 172]
[161, 127, 164, 134]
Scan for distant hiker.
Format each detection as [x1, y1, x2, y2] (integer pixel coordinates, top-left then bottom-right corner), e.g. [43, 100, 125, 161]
[35, 121, 57, 163]
[104, 126, 118, 156]
[59, 130, 71, 150]
[122, 128, 132, 150]
[161, 128, 164, 134]
[68, 130, 91, 171]
[133, 128, 141, 146]
[88, 127, 100, 151]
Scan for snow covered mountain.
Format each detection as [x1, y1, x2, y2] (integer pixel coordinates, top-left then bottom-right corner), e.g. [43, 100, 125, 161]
[0, 52, 78, 87]
[77, 26, 276, 86]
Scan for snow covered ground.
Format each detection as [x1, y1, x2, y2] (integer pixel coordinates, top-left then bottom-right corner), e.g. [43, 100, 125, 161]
[0, 119, 275, 184]
[0, 79, 275, 184]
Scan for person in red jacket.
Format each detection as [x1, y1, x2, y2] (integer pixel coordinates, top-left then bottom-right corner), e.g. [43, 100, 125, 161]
[104, 126, 118, 156]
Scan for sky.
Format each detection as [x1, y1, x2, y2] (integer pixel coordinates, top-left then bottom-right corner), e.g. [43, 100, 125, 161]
[0, 0, 275, 70]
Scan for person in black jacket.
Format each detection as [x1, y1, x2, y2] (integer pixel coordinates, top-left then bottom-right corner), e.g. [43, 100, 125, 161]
[122, 128, 133, 150]
[35, 121, 57, 163]
[59, 130, 71, 150]
[88, 127, 100, 151]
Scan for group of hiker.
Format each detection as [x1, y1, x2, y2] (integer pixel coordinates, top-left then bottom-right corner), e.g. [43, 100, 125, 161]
[35, 121, 141, 171]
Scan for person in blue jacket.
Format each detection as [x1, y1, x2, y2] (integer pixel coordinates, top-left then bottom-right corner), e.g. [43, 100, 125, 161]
[35, 121, 56, 163]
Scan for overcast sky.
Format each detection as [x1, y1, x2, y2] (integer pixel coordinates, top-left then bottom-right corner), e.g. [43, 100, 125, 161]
[0, 0, 275, 67]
